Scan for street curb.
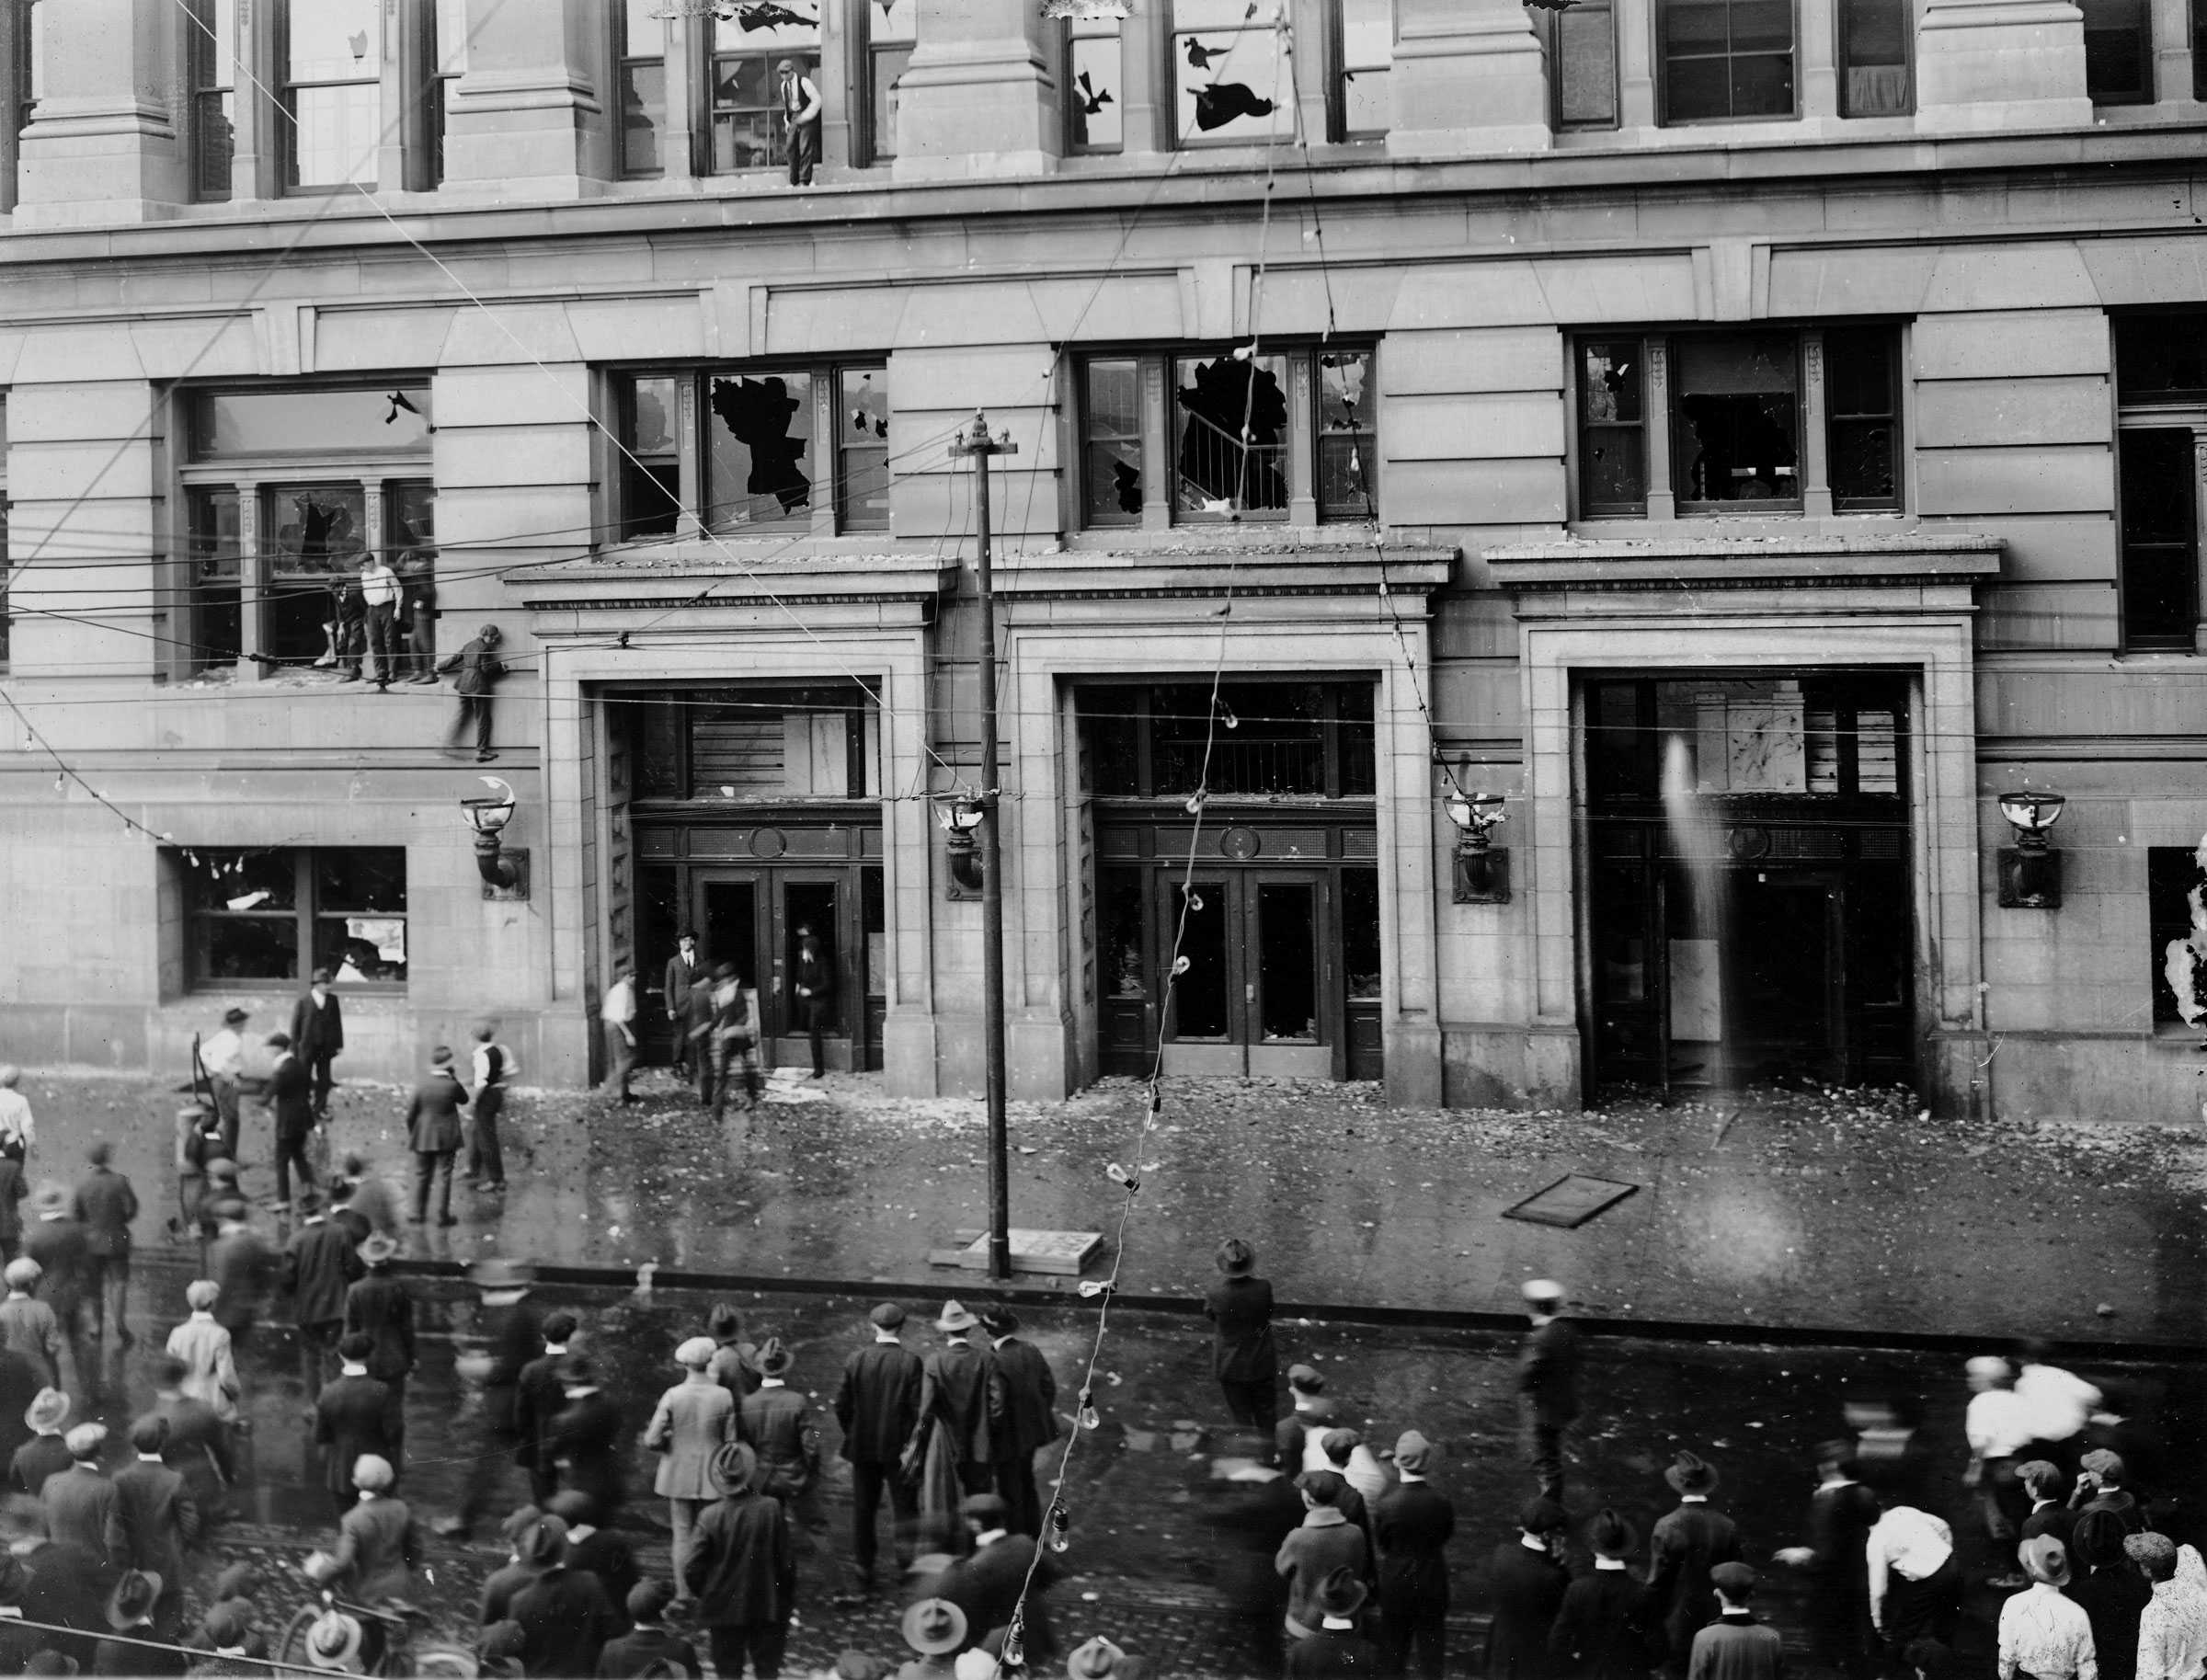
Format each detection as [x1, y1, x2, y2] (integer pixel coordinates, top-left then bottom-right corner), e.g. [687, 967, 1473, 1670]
[277, 1252, 2207, 1365]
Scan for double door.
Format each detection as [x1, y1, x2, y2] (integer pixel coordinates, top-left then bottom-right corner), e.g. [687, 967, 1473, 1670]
[1161, 868, 1336, 1079]
[692, 866, 865, 1073]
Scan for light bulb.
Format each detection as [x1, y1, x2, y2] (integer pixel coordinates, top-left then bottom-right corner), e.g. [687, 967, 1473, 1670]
[1187, 893, 1204, 912]
[1172, 955, 1192, 977]
[1184, 793, 1205, 816]
[1077, 1279, 1112, 1298]
[1077, 1391, 1101, 1430]
[1106, 1162, 1140, 1192]
[1046, 1504, 1071, 1553]
[1221, 708, 1239, 730]
[1001, 1624, 1025, 1670]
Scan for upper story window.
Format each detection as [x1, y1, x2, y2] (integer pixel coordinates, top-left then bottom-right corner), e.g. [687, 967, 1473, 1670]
[1658, 0, 1796, 122]
[1550, 0, 1621, 128]
[2082, 0, 2152, 101]
[188, 0, 236, 200]
[1572, 327, 1903, 519]
[281, 0, 383, 189]
[1838, 0, 1912, 113]
[181, 385, 436, 675]
[1173, 0, 1292, 144]
[611, 363, 891, 540]
[0, 397, 11, 673]
[1066, 10, 1126, 154]
[0, 2, 41, 215]
[864, 0, 917, 163]
[177, 847, 408, 990]
[1077, 346, 1375, 529]
[621, 2, 855, 177]
[2151, 844, 2207, 1025]
[1334, 0, 1394, 138]
[2112, 314, 2207, 651]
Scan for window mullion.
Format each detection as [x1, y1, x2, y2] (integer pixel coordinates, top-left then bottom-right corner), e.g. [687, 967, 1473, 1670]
[810, 376, 838, 539]
[1287, 352, 1318, 525]
[665, 10, 699, 183]
[298, 852, 314, 984]
[2191, 429, 2207, 654]
[1801, 330, 1835, 516]
[678, 375, 703, 537]
[1646, 339, 1677, 520]
[1140, 358, 1172, 531]
[237, 482, 267, 678]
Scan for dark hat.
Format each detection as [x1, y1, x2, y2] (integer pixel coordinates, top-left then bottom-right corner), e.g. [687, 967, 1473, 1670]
[709, 1440, 759, 1496]
[337, 1331, 375, 1363]
[2080, 1448, 2126, 1482]
[516, 1514, 570, 1568]
[757, 1336, 793, 1377]
[1710, 1561, 1758, 1598]
[430, 1046, 453, 1066]
[1216, 1237, 1256, 1275]
[547, 1491, 598, 1527]
[2020, 1535, 2072, 1587]
[107, 1568, 164, 1629]
[628, 1578, 675, 1622]
[902, 1597, 967, 1656]
[977, 1305, 1020, 1336]
[1518, 1497, 1570, 1536]
[776, 57, 796, 71]
[1316, 1565, 1368, 1618]
[869, 1301, 906, 1330]
[312, 966, 333, 983]
[960, 1492, 1012, 1528]
[295, 1188, 323, 1215]
[200, 1605, 250, 1649]
[1295, 1469, 1347, 1509]
[2018, 1458, 2065, 1495]
[2072, 1508, 2132, 1569]
[86, 1140, 111, 1167]
[264, 1031, 292, 1051]
[1320, 1427, 1359, 1465]
[1666, 1451, 1720, 1495]
[1286, 1363, 1324, 1391]
[129, 1414, 170, 1455]
[223, 1007, 250, 1024]
[1590, 1507, 1638, 1559]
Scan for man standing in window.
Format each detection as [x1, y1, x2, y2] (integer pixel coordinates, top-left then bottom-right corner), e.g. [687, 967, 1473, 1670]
[436, 623, 506, 764]
[360, 553, 401, 692]
[292, 967, 345, 1126]
[778, 59, 821, 188]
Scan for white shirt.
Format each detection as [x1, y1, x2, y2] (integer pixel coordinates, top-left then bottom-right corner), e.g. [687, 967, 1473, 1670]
[602, 977, 636, 1025]
[1998, 1581, 2097, 1680]
[1968, 1389, 2037, 1460]
[2138, 1567, 2207, 1680]
[0, 1091, 32, 1152]
[360, 560, 399, 608]
[472, 1042, 518, 1088]
[201, 1028, 246, 1079]
[1867, 1507, 1954, 1609]
[2017, 1364, 2101, 1445]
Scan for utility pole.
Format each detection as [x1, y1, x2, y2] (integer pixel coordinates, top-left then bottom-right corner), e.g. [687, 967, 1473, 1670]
[955, 411, 1018, 1281]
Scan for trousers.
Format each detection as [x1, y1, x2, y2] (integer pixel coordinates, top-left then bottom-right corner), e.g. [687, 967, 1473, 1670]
[709, 1619, 789, 1680]
[1377, 1584, 1447, 1680]
[412, 1149, 455, 1222]
[467, 1086, 506, 1185]
[1220, 1376, 1279, 1433]
[448, 694, 495, 755]
[601, 1023, 635, 1099]
[210, 1077, 241, 1158]
[364, 601, 399, 684]
[275, 1128, 317, 1205]
[304, 1052, 337, 1116]
[850, 1459, 920, 1577]
[85, 1256, 130, 1346]
[669, 1496, 711, 1599]
[1523, 1409, 1568, 1502]
[995, 1449, 1042, 1537]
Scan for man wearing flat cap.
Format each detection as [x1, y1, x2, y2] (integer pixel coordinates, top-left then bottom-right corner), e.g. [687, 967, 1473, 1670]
[1648, 1452, 1742, 1678]
[1998, 1537, 2095, 1680]
[598, 1578, 701, 1679]
[684, 1441, 795, 1680]
[509, 1512, 622, 1679]
[979, 1305, 1057, 1538]
[2072, 1449, 2148, 1536]
[1518, 1279, 1581, 1503]
[2131, 1532, 2207, 1680]
[1376, 1431, 1454, 1680]
[932, 1491, 1059, 1663]
[836, 1302, 924, 1594]
[1688, 1563, 1783, 1680]
[1488, 1496, 1572, 1680]
[1554, 1508, 1652, 1680]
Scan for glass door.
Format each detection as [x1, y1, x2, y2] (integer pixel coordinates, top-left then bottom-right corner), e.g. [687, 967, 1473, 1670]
[1157, 869, 1336, 1077]
[773, 872, 848, 1073]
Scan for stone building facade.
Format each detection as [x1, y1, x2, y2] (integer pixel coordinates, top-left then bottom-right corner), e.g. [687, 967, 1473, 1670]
[0, 0, 2203, 1123]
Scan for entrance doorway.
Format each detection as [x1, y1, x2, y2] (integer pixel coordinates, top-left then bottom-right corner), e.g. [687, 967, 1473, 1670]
[693, 868, 863, 1073]
[1583, 673, 1915, 1095]
[1161, 871, 1329, 1076]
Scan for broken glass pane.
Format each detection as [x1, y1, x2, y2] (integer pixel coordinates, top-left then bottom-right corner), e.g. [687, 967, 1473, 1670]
[707, 371, 815, 528]
[1318, 349, 1374, 520]
[1673, 333, 1800, 504]
[1173, 0, 1292, 142]
[1069, 30, 1124, 152]
[1173, 352, 1287, 517]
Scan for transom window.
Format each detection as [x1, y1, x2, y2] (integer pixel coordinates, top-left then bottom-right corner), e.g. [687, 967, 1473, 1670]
[177, 847, 409, 989]
[1078, 346, 1375, 529]
[612, 364, 891, 540]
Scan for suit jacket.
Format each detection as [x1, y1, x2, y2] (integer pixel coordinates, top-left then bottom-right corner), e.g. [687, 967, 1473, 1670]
[1687, 1616, 1784, 1680]
[0, 1343, 36, 1471]
[11, 1432, 72, 1497]
[209, 1227, 275, 1333]
[646, 1375, 735, 1500]
[2020, 1502, 2077, 1548]
[0, 1295, 62, 1385]
[598, 1626, 702, 1678]
[1374, 1479, 1454, 1603]
[438, 635, 506, 696]
[1647, 1504, 1741, 1661]
[682, 1490, 793, 1624]
[342, 1273, 416, 1382]
[1806, 1480, 1881, 1600]
[515, 1351, 570, 1469]
[478, 1297, 545, 1434]
[20, 1217, 90, 1315]
[1205, 1275, 1278, 1382]
[1487, 1541, 1572, 1680]
[914, 1340, 996, 1466]
[987, 1337, 1058, 1462]
[282, 1218, 365, 1327]
[315, 1372, 404, 1495]
[1278, 1515, 1367, 1634]
[292, 989, 345, 1058]
[835, 1339, 923, 1465]
[42, 1464, 120, 1570]
[738, 1383, 816, 1497]
[71, 1167, 139, 1259]
[405, 1069, 471, 1154]
[568, 1528, 640, 1629]
[19, 1537, 109, 1668]
[555, 1390, 627, 1515]
[663, 954, 702, 1020]
[937, 1533, 1059, 1658]
[263, 1054, 313, 1133]
[1551, 1569, 1652, 1680]
[328, 1494, 417, 1601]
[512, 1567, 621, 1679]
[112, 1457, 200, 1587]
[1518, 1320, 1583, 1425]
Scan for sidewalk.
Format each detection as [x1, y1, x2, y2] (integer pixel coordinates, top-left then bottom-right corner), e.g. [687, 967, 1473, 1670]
[10, 1065, 2204, 1344]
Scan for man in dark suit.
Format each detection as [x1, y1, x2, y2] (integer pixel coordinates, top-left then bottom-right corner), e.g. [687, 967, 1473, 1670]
[147, 1355, 234, 1532]
[41, 1423, 119, 1579]
[315, 1332, 404, 1521]
[933, 1492, 1060, 1661]
[514, 1309, 578, 1507]
[553, 1355, 627, 1527]
[1205, 1237, 1278, 1432]
[663, 932, 703, 1081]
[111, 1413, 199, 1637]
[1488, 1497, 1572, 1680]
[548, 1490, 639, 1631]
[437, 1258, 543, 1541]
[69, 1141, 137, 1354]
[980, 1306, 1057, 1537]
[1203, 1430, 1304, 1680]
[281, 1190, 364, 1395]
[308, 1453, 417, 1605]
[1552, 1507, 1652, 1680]
[599, 1579, 701, 1678]
[1375, 1430, 1454, 1680]
[404, 1046, 469, 1229]
[2018, 1460, 2077, 1547]
[792, 923, 836, 1080]
[341, 1236, 417, 1405]
[11, 1386, 72, 1496]
[1518, 1279, 1582, 1503]
[911, 1300, 997, 1506]
[833, 1301, 923, 1593]
[291, 967, 345, 1122]
[738, 1338, 817, 1517]
[1776, 1442, 1881, 1680]
[1647, 1453, 1742, 1680]
[1687, 1563, 1782, 1680]
[259, 1032, 317, 1208]
[683, 1442, 795, 1680]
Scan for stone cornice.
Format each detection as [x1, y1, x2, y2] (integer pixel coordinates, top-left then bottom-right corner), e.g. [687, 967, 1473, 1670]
[1484, 531, 2003, 591]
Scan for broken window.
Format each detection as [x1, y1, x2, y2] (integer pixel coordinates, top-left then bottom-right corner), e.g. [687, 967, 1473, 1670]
[1175, 351, 1288, 518]
[1337, 0, 1393, 137]
[2151, 845, 2207, 1025]
[280, 0, 384, 189]
[866, 0, 916, 163]
[1317, 349, 1375, 521]
[839, 369, 890, 531]
[1067, 11, 1125, 154]
[1172, 0, 1292, 143]
[1674, 334, 1801, 507]
[620, 375, 681, 539]
[1577, 341, 1646, 514]
[708, 371, 817, 529]
[177, 848, 408, 989]
[711, 5, 820, 172]
[1081, 359, 1145, 527]
[618, 0, 667, 176]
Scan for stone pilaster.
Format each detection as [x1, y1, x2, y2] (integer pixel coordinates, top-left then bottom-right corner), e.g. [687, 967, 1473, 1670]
[15, 0, 189, 224]
[894, 0, 1058, 179]
[1915, 0, 2091, 131]
[439, 0, 610, 197]
[1387, 0, 1551, 156]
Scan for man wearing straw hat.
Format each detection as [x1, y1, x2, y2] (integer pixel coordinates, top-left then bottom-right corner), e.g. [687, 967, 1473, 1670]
[11, 1386, 71, 1497]
[900, 1597, 968, 1680]
[905, 1299, 997, 1554]
[684, 1440, 795, 1680]
[1997, 1536, 2095, 1680]
[1518, 1278, 1581, 1503]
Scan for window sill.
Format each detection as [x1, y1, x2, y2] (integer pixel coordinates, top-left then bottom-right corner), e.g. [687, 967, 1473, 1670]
[1568, 512, 1914, 540]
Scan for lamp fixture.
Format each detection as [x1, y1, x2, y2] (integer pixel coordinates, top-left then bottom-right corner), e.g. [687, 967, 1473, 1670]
[939, 794, 987, 899]
[1995, 788, 2064, 909]
[1444, 787, 1511, 903]
[460, 776, 530, 900]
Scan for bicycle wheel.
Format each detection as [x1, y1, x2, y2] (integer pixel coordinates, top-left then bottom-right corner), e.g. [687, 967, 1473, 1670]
[272, 1605, 324, 1670]
[404, 1643, 479, 1677]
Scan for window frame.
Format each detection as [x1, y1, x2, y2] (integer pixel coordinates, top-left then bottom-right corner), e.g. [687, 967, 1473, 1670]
[0, 394, 10, 673]
[862, 0, 917, 165]
[178, 847, 411, 993]
[1073, 344, 1378, 531]
[615, 0, 669, 177]
[1171, 0, 1296, 148]
[2111, 312, 2207, 653]
[1331, 0, 1394, 142]
[1549, 0, 1622, 130]
[1835, 0, 1914, 116]
[1064, 11, 1126, 155]
[2151, 844, 2207, 1026]
[277, 0, 386, 194]
[187, 0, 237, 202]
[1824, 326, 1904, 512]
[2080, 0, 2154, 103]
[1655, 0, 1800, 124]
[1669, 331, 1806, 513]
[703, 12, 820, 176]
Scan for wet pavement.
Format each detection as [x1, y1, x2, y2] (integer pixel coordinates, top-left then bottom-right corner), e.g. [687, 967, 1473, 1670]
[10, 1066, 2206, 1345]
[38, 1262, 2207, 1677]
